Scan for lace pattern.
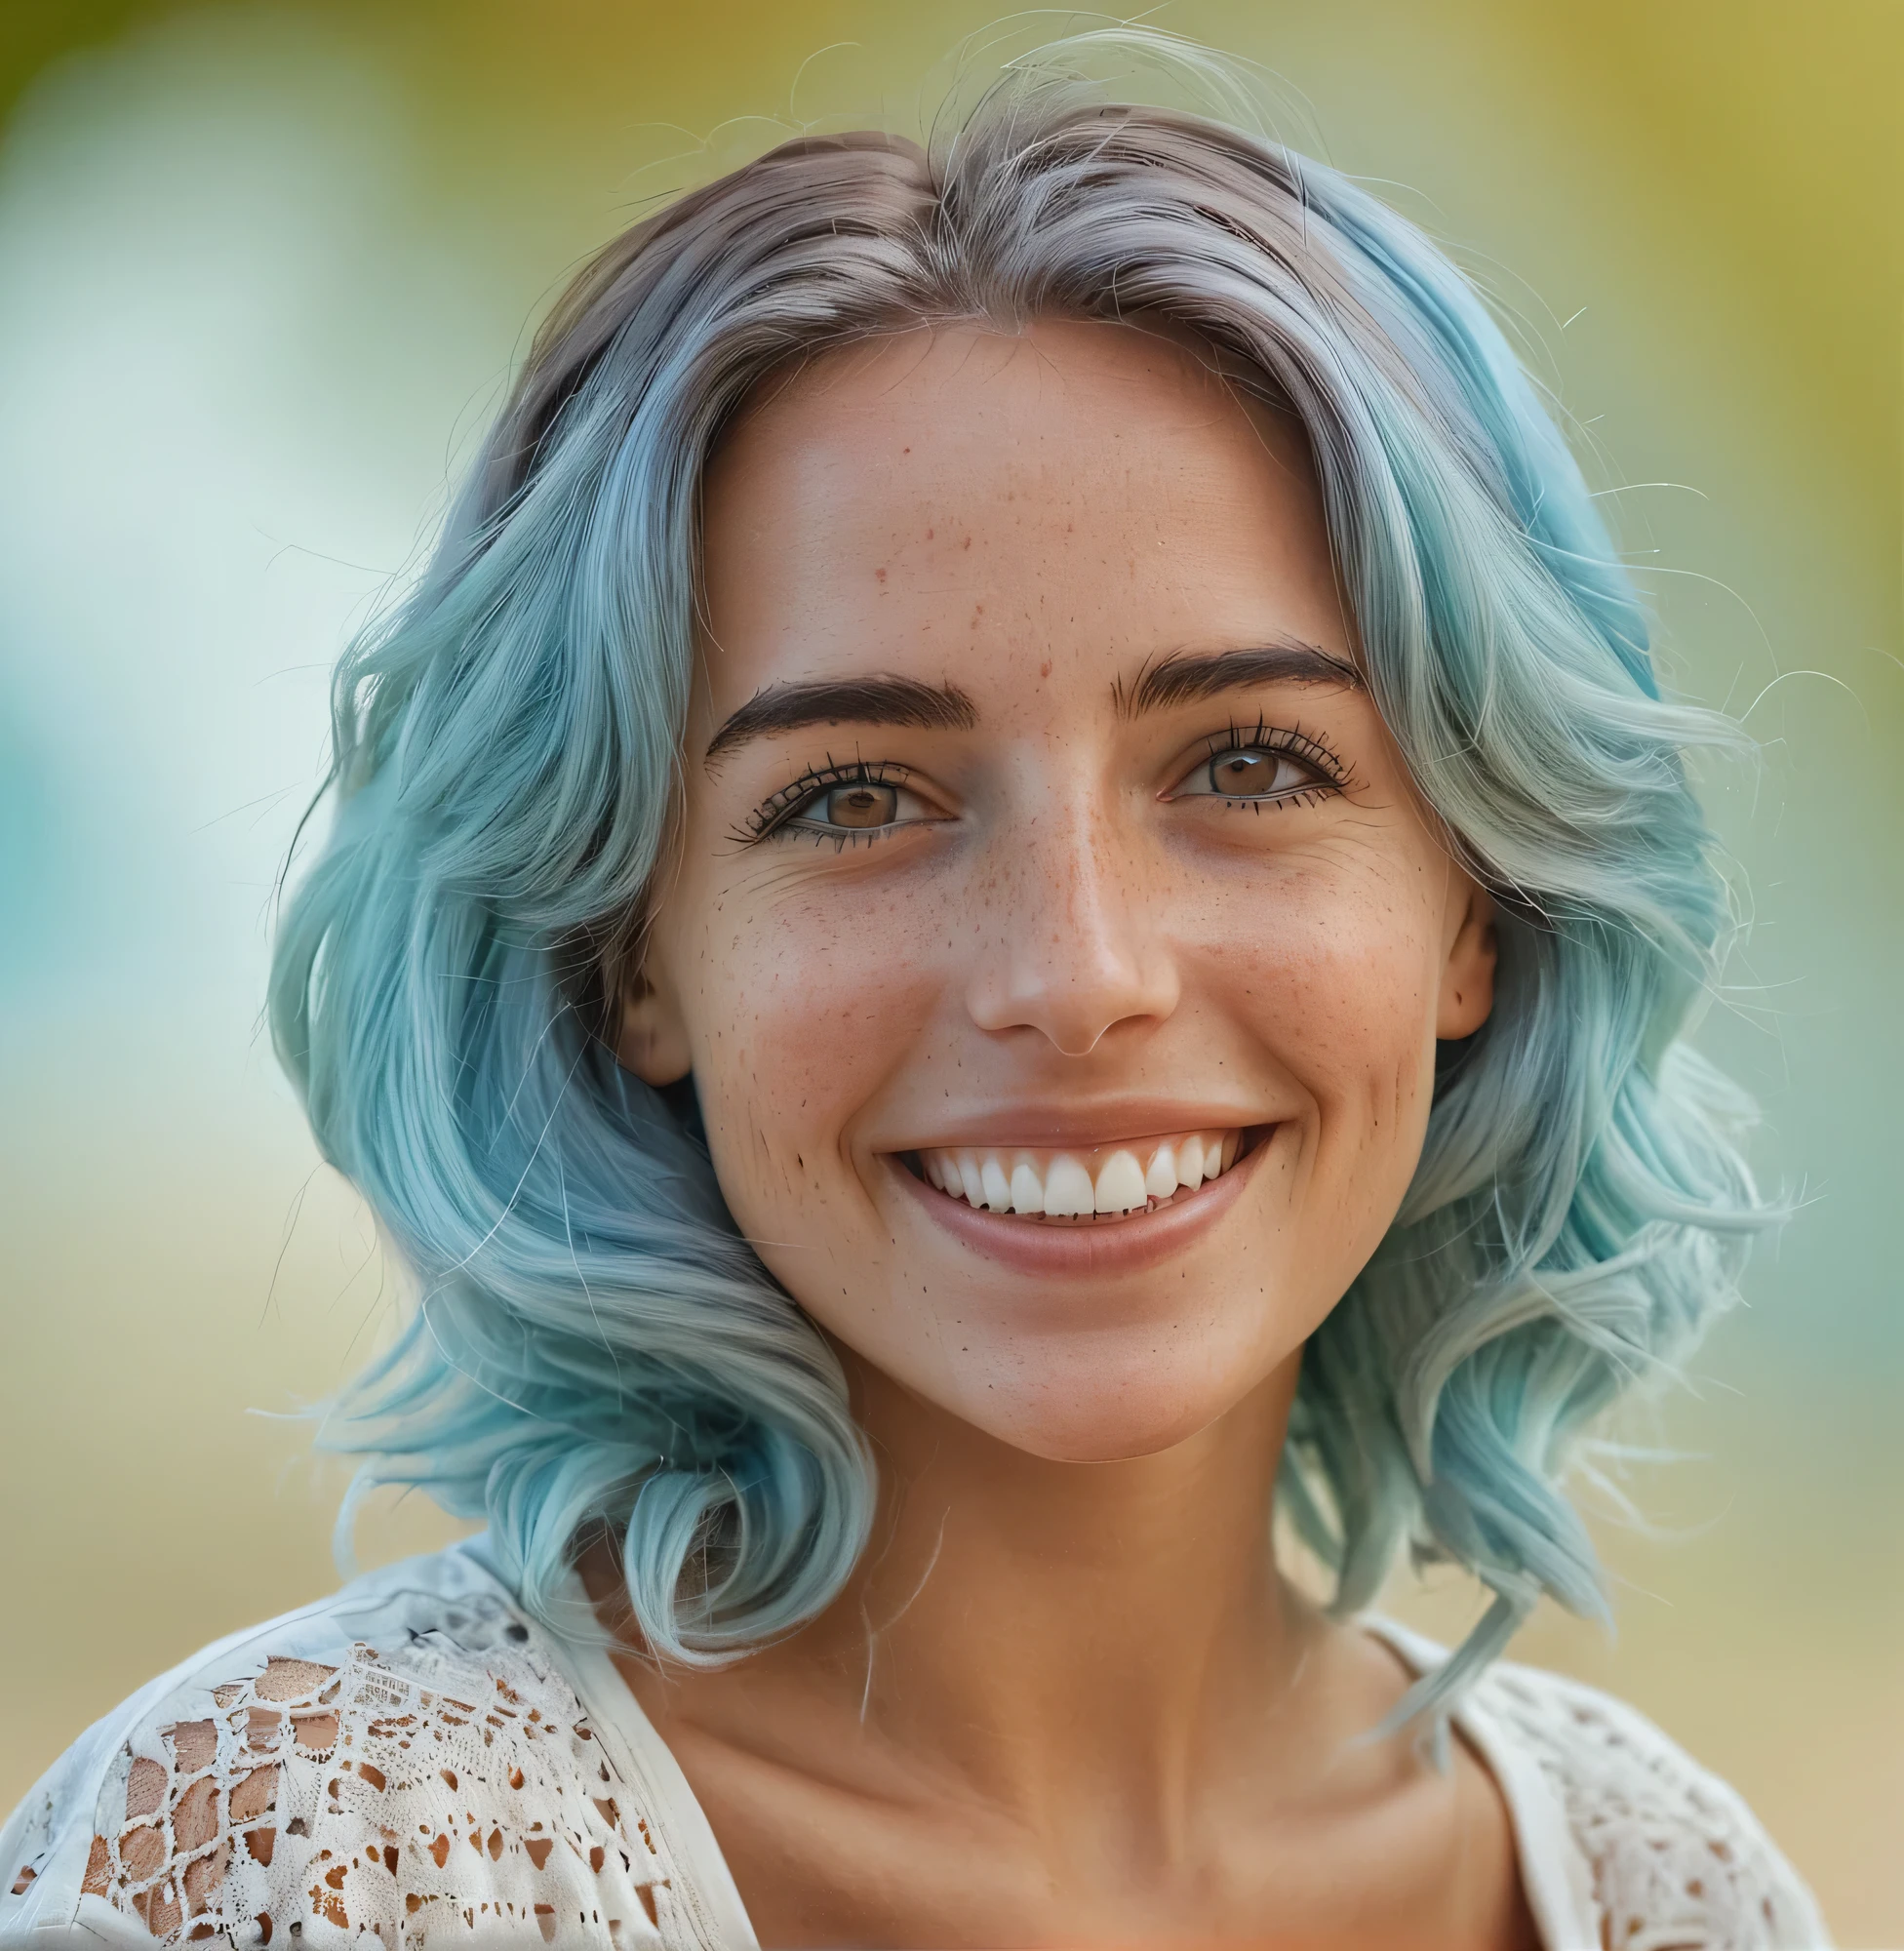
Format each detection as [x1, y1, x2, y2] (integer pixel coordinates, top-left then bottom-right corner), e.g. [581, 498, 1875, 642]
[1473, 1662, 1827, 1950]
[2, 1550, 1827, 1951]
[29, 1596, 681, 1947]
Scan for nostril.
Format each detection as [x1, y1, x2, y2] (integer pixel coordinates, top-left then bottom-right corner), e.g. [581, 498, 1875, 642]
[963, 936, 1180, 1055]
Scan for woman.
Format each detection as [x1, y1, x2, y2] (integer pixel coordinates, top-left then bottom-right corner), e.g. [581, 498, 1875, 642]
[0, 38, 1825, 1950]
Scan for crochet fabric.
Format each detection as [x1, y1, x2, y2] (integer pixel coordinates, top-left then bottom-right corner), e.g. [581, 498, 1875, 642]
[0, 1547, 1827, 1949]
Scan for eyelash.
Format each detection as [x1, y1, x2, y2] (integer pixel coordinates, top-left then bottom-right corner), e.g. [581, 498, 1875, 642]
[739, 719, 1354, 847]
[1185, 718, 1354, 808]
[738, 757, 918, 848]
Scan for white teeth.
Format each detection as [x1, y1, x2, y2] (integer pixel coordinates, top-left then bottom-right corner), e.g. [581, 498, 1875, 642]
[1094, 1149, 1148, 1214]
[956, 1152, 983, 1208]
[916, 1128, 1249, 1219]
[1145, 1144, 1178, 1199]
[1044, 1155, 1096, 1217]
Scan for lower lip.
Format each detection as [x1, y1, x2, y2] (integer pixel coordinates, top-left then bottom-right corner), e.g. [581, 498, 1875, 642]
[890, 1134, 1269, 1279]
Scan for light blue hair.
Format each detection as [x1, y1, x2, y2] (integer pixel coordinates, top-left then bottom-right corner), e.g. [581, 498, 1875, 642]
[270, 35, 1762, 1710]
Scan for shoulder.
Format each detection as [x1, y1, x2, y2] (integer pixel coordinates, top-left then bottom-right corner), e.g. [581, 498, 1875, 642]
[0, 1542, 675, 1948]
[1464, 1652, 1831, 1950]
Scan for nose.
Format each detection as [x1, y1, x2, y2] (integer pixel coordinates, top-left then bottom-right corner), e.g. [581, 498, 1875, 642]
[964, 798, 1180, 1056]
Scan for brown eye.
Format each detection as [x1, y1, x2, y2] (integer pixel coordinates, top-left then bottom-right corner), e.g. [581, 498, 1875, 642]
[1184, 747, 1313, 798]
[1209, 750, 1281, 794]
[822, 783, 898, 828]
[751, 770, 938, 843]
[1164, 736, 1341, 807]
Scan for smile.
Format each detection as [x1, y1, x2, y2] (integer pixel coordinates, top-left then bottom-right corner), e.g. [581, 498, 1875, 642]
[910, 1130, 1246, 1223]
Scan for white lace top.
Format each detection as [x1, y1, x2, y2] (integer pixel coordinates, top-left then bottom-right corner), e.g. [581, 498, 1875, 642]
[0, 1538, 1827, 1950]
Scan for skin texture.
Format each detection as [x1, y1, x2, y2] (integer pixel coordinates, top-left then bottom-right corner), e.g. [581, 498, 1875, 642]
[593, 320, 1527, 1948]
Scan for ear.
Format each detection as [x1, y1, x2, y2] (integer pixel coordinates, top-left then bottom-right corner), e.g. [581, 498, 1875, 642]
[614, 959, 694, 1086]
[1437, 876, 1497, 1041]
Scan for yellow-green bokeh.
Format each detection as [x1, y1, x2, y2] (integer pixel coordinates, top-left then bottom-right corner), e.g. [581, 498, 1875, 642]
[0, 2, 1897, 1938]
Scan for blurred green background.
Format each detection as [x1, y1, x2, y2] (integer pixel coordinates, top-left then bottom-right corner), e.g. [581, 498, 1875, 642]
[0, 1, 1896, 1938]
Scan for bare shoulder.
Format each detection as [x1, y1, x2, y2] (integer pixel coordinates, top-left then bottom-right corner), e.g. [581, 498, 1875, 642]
[1468, 1655, 1831, 1950]
[0, 1545, 676, 1948]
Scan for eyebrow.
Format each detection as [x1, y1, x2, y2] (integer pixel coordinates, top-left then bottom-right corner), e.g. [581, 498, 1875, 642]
[701, 641, 1359, 764]
[704, 674, 977, 765]
[1115, 641, 1364, 718]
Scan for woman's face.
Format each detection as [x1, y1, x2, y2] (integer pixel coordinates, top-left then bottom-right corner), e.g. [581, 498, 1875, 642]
[623, 321, 1494, 1462]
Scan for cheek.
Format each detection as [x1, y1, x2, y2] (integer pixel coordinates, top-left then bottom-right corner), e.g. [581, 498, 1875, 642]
[677, 881, 944, 1212]
[1215, 860, 1446, 1151]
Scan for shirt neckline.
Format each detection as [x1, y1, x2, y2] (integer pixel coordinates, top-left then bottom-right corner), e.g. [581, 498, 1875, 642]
[549, 1605, 764, 1951]
[1360, 1615, 1599, 1951]
[543, 1576, 1596, 1951]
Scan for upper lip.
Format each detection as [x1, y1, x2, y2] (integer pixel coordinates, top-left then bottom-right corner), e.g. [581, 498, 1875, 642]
[875, 1100, 1274, 1153]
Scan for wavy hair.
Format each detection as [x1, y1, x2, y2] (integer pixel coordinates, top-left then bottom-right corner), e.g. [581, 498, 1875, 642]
[270, 33, 1763, 1710]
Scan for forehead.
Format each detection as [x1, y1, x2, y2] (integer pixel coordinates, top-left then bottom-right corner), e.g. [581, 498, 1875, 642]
[694, 319, 1346, 716]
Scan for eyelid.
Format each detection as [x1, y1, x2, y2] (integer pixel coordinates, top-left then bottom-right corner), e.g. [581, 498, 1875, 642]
[747, 759, 901, 836]
[742, 758, 948, 843]
[1162, 718, 1353, 798]
[737, 722, 1348, 841]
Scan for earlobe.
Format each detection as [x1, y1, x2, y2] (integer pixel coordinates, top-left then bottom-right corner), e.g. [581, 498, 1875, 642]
[1437, 882, 1498, 1041]
[615, 967, 694, 1086]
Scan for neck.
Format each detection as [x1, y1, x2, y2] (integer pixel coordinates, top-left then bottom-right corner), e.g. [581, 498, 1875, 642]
[730, 1353, 1314, 1837]
[578, 1366, 1516, 1943]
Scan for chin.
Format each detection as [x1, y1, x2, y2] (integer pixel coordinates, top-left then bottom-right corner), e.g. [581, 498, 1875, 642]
[934, 1328, 1288, 1464]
